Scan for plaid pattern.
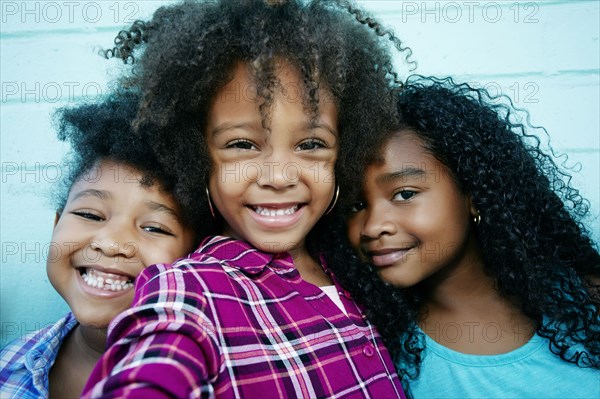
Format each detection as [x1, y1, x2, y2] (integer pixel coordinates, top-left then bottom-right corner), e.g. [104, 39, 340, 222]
[84, 236, 405, 398]
[1, 313, 78, 399]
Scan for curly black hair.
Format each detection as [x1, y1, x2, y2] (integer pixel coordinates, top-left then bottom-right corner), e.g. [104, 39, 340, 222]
[327, 75, 600, 393]
[52, 91, 206, 245]
[100, 0, 414, 252]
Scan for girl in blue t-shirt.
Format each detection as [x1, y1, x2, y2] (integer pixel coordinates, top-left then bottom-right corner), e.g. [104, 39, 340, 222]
[342, 76, 599, 398]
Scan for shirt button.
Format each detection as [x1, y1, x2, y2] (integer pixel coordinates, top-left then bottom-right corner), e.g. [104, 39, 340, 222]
[363, 343, 375, 357]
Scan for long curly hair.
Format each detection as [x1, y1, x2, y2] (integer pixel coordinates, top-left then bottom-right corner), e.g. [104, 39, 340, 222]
[327, 75, 600, 393]
[100, 0, 413, 253]
[52, 91, 205, 244]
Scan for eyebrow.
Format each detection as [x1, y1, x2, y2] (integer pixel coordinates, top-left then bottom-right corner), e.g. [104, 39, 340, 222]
[209, 122, 258, 137]
[71, 189, 111, 201]
[376, 167, 426, 184]
[308, 122, 338, 138]
[71, 190, 180, 220]
[145, 201, 181, 221]
[210, 121, 338, 139]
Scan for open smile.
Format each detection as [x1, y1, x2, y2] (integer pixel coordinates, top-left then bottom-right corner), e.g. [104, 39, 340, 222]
[252, 204, 300, 216]
[77, 267, 135, 293]
[247, 203, 305, 228]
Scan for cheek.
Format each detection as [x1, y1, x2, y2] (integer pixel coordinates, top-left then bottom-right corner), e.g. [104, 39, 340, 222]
[139, 242, 184, 270]
[210, 163, 247, 196]
[309, 163, 336, 192]
[346, 218, 362, 248]
[46, 227, 84, 273]
[311, 160, 336, 183]
[414, 200, 470, 243]
[47, 241, 62, 266]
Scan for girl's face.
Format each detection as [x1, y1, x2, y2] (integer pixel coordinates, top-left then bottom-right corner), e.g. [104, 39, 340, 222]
[47, 160, 195, 328]
[347, 131, 479, 288]
[206, 62, 338, 255]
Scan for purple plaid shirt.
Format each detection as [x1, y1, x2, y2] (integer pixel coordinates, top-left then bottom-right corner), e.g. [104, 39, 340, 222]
[83, 236, 405, 398]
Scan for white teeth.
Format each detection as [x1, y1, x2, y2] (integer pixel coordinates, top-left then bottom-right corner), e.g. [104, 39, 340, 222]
[254, 205, 298, 216]
[81, 268, 133, 292]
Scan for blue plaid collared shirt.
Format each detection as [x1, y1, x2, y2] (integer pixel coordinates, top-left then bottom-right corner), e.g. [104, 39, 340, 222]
[1, 313, 77, 399]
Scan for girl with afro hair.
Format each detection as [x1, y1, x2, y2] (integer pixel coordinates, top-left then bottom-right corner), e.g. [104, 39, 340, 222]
[0, 92, 200, 399]
[83, 0, 412, 397]
[345, 76, 599, 398]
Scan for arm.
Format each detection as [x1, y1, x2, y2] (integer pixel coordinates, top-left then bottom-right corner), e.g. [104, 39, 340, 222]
[82, 264, 221, 399]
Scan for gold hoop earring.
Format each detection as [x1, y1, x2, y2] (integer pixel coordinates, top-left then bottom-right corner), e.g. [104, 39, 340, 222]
[205, 187, 216, 219]
[473, 212, 481, 226]
[325, 185, 340, 216]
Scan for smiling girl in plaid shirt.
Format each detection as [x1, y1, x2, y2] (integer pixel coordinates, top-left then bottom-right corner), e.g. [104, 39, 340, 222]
[82, 0, 413, 398]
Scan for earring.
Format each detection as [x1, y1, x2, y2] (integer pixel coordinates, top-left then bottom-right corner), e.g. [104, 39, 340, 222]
[205, 187, 216, 218]
[473, 211, 481, 226]
[325, 185, 340, 215]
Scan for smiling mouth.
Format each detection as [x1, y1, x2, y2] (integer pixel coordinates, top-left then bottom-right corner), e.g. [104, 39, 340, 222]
[250, 204, 300, 216]
[78, 267, 134, 292]
[366, 247, 414, 267]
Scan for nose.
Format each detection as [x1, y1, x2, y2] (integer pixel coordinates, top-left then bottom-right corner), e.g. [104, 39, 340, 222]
[361, 202, 397, 240]
[89, 220, 137, 259]
[256, 148, 298, 190]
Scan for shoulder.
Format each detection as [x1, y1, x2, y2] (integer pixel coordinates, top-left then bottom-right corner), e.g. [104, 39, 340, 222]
[1, 336, 31, 372]
[138, 252, 236, 288]
[129, 251, 251, 311]
[409, 333, 600, 398]
[107, 255, 241, 348]
[1, 313, 76, 380]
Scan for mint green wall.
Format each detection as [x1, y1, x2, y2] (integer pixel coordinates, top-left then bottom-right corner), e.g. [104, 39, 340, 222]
[1, 0, 598, 346]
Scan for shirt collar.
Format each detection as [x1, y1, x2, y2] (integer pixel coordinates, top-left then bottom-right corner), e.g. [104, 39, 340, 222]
[195, 235, 297, 275]
[23, 312, 78, 372]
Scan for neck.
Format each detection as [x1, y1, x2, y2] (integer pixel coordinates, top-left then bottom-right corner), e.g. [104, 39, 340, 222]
[417, 233, 487, 306]
[288, 245, 333, 287]
[418, 237, 535, 354]
[48, 324, 107, 399]
[422, 251, 494, 311]
[73, 324, 107, 361]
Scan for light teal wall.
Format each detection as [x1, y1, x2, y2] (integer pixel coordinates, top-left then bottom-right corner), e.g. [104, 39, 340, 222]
[1, 0, 598, 346]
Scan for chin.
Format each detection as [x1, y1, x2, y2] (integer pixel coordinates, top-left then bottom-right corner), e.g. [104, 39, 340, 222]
[379, 268, 415, 288]
[73, 308, 124, 331]
[75, 316, 111, 331]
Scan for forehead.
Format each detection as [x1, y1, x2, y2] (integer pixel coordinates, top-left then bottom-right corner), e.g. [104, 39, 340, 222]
[373, 131, 431, 170]
[212, 62, 303, 107]
[207, 61, 338, 136]
[68, 160, 170, 202]
[75, 161, 143, 186]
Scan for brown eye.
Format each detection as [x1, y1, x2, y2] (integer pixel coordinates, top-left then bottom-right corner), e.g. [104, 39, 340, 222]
[297, 139, 326, 151]
[393, 190, 417, 201]
[227, 139, 256, 150]
[72, 211, 103, 221]
[142, 225, 175, 236]
[350, 201, 366, 213]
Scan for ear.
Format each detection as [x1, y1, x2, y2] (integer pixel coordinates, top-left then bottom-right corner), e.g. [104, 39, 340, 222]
[53, 212, 61, 228]
[467, 195, 479, 217]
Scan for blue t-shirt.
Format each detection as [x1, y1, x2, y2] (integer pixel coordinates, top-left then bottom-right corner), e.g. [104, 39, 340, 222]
[404, 329, 599, 399]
